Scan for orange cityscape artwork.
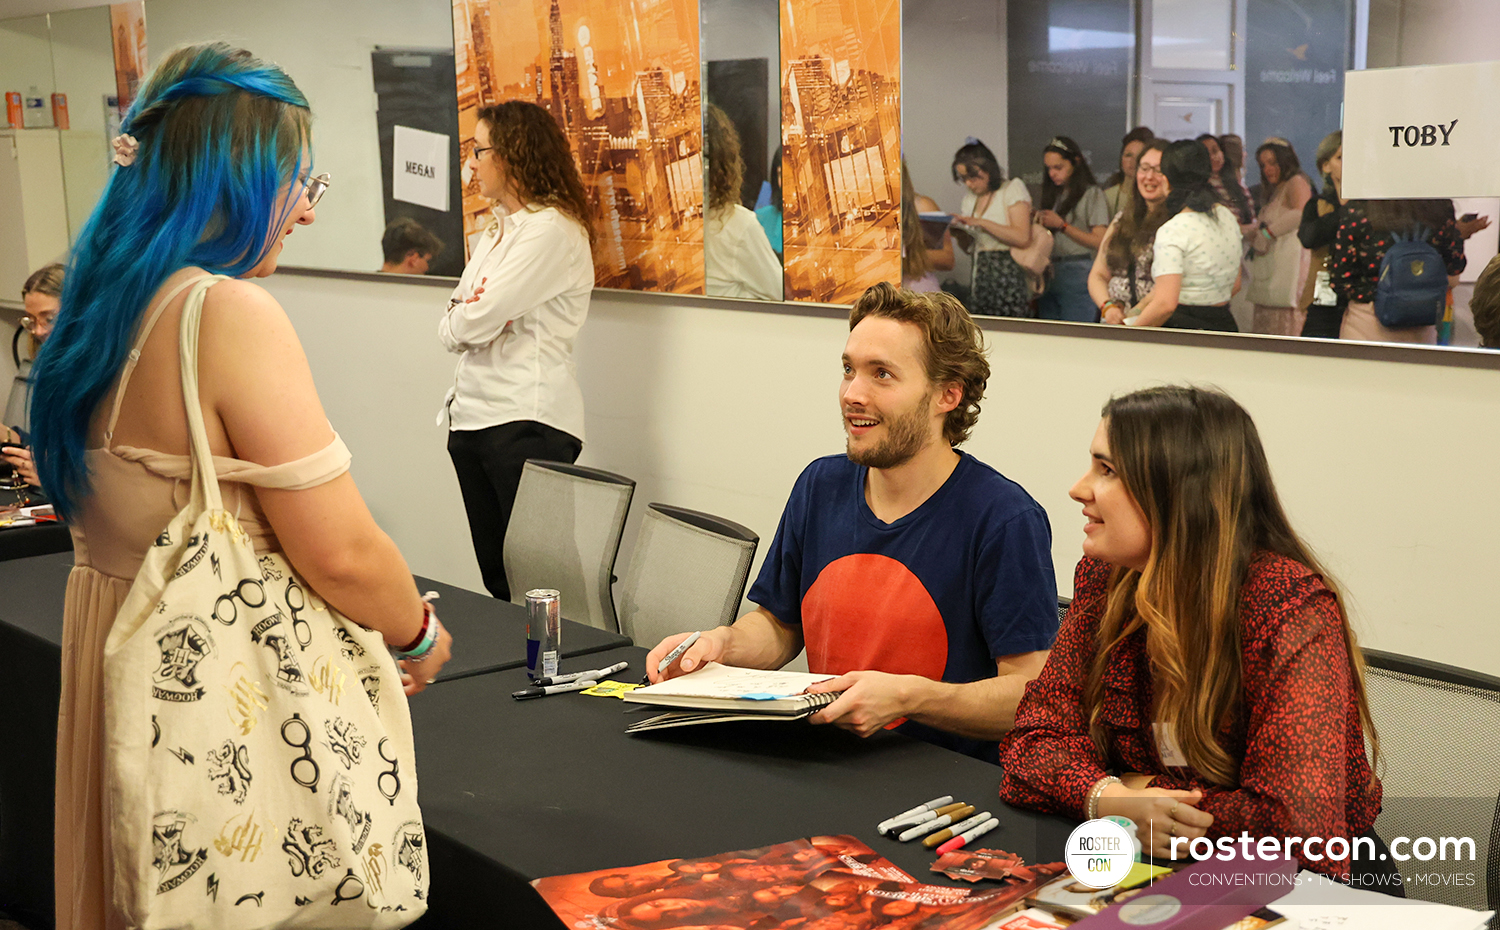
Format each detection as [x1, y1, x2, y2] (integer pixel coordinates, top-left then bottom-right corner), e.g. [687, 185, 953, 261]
[780, 0, 901, 304]
[453, 0, 704, 293]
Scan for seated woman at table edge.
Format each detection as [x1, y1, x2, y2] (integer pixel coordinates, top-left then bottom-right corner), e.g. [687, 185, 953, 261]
[997, 385, 1395, 889]
[647, 283, 1058, 763]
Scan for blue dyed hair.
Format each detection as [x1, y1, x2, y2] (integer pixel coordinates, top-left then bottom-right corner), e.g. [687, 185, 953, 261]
[29, 43, 311, 517]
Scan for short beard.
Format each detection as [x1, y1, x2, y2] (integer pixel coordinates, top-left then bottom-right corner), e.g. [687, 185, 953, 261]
[845, 391, 934, 470]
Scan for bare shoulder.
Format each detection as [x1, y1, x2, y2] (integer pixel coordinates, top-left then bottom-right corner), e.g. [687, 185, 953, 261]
[915, 194, 940, 213]
[201, 277, 292, 328]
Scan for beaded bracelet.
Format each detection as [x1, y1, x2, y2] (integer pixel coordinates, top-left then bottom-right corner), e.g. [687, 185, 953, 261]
[394, 592, 442, 661]
[1086, 775, 1122, 821]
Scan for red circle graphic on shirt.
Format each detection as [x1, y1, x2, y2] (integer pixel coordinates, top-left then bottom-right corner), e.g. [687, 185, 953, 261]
[801, 553, 948, 680]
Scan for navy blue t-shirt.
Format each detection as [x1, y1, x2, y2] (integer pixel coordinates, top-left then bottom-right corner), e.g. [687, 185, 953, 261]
[748, 452, 1058, 761]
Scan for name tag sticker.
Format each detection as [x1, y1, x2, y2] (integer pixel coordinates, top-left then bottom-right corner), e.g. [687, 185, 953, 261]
[1153, 722, 1189, 768]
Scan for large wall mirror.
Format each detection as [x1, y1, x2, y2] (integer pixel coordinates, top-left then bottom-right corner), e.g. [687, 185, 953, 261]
[3, 0, 1498, 347]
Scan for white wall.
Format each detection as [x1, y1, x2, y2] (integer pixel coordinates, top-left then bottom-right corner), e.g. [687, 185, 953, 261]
[147, 0, 454, 273]
[264, 272, 1500, 676]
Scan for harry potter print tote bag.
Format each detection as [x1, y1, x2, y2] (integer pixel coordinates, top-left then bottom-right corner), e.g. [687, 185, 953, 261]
[101, 277, 427, 929]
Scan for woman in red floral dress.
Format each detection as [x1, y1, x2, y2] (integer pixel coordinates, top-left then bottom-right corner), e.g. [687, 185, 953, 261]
[999, 385, 1397, 888]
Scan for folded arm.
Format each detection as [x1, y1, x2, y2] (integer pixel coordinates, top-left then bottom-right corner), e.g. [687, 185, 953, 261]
[438, 218, 581, 351]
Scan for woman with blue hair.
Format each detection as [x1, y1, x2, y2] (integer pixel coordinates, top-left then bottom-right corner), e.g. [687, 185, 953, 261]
[29, 43, 451, 927]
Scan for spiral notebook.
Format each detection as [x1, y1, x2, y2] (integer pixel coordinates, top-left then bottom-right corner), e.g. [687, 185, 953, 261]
[622, 662, 842, 732]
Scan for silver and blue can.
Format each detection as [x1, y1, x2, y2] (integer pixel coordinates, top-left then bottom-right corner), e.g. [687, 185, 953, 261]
[525, 588, 561, 679]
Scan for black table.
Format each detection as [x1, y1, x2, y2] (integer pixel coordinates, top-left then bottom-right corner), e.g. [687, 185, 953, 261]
[408, 645, 1074, 928]
[0, 519, 70, 562]
[0, 552, 631, 929]
[0, 552, 631, 683]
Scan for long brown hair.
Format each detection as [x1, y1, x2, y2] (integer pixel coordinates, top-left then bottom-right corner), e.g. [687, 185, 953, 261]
[900, 161, 929, 281]
[477, 100, 596, 244]
[704, 103, 744, 213]
[1105, 139, 1170, 275]
[1082, 386, 1379, 787]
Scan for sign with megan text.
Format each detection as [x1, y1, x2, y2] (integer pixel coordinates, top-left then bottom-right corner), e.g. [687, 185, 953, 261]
[1342, 61, 1500, 199]
[392, 125, 450, 212]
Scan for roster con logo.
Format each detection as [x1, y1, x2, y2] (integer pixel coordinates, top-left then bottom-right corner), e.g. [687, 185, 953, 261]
[1065, 819, 1136, 889]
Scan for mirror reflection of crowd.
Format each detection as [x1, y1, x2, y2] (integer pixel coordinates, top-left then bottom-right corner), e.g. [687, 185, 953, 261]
[905, 125, 1494, 345]
[3, 262, 62, 492]
[378, 217, 444, 276]
[703, 103, 783, 302]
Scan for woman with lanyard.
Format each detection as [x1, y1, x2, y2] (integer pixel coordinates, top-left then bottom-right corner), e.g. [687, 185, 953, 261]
[1035, 136, 1110, 322]
[1089, 140, 1170, 325]
[1297, 131, 1347, 339]
[999, 385, 1395, 889]
[1104, 140, 1242, 331]
[949, 138, 1033, 317]
[441, 100, 596, 601]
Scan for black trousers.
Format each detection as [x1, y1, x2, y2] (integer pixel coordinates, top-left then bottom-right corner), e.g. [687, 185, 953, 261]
[1165, 303, 1239, 332]
[1302, 301, 1347, 339]
[448, 420, 582, 601]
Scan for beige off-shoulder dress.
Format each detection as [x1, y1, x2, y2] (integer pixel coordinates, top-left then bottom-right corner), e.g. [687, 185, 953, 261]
[54, 275, 350, 930]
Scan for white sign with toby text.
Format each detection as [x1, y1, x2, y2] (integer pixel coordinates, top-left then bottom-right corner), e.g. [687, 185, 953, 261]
[1342, 61, 1500, 199]
[392, 125, 450, 212]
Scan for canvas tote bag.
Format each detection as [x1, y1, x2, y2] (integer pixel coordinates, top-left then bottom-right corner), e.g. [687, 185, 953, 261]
[102, 276, 427, 929]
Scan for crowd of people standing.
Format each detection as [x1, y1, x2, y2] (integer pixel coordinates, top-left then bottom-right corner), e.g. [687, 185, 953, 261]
[903, 126, 1491, 344]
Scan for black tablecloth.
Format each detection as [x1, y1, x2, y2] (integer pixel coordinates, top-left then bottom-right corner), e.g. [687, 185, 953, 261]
[409, 646, 1074, 927]
[0, 552, 631, 682]
[0, 520, 70, 562]
[0, 553, 630, 929]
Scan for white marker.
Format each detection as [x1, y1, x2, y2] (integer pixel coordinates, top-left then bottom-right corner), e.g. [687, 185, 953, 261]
[511, 679, 598, 701]
[656, 630, 702, 674]
[877, 796, 954, 834]
[935, 817, 999, 854]
[532, 661, 629, 686]
[897, 805, 974, 842]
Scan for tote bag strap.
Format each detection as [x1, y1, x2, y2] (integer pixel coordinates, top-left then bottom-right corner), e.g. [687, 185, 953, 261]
[103, 273, 212, 447]
[177, 275, 231, 516]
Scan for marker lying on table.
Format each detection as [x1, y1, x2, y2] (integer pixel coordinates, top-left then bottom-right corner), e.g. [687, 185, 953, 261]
[935, 816, 999, 855]
[512, 679, 598, 701]
[921, 811, 993, 848]
[885, 802, 968, 836]
[656, 630, 702, 674]
[877, 796, 954, 834]
[897, 805, 976, 842]
[531, 661, 629, 686]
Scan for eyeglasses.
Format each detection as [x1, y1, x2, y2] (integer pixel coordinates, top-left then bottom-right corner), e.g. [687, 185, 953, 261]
[21, 313, 56, 333]
[472, 145, 494, 159]
[1136, 164, 1164, 178]
[213, 578, 267, 626]
[304, 173, 331, 209]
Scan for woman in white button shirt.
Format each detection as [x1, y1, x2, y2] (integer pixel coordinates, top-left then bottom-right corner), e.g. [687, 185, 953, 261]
[441, 101, 596, 600]
[1107, 140, 1242, 332]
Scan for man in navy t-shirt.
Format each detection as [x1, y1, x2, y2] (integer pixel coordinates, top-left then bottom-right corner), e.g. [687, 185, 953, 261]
[646, 283, 1058, 762]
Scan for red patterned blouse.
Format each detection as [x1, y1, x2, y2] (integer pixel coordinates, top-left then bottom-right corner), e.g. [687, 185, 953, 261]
[998, 554, 1381, 878]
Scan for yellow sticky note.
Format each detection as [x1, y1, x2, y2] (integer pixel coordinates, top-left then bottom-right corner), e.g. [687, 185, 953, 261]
[1114, 861, 1173, 892]
[580, 680, 641, 699]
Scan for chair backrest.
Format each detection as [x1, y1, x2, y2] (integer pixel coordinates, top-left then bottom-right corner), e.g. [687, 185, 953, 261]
[1362, 648, 1500, 914]
[1057, 595, 1071, 625]
[618, 503, 759, 648]
[504, 460, 635, 632]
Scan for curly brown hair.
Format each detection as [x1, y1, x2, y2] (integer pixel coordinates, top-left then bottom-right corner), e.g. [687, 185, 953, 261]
[477, 100, 596, 244]
[847, 282, 989, 446]
[1472, 253, 1500, 349]
[704, 103, 744, 213]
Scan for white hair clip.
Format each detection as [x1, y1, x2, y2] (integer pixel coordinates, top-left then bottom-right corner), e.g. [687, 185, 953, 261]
[111, 134, 139, 167]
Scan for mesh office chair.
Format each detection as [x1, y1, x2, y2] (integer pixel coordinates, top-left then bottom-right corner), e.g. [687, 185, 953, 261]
[1057, 595, 1072, 624]
[503, 460, 635, 632]
[1362, 648, 1500, 918]
[617, 503, 759, 648]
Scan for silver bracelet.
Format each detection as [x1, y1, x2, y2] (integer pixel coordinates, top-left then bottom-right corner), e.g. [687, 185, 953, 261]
[1087, 775, 1122, 820]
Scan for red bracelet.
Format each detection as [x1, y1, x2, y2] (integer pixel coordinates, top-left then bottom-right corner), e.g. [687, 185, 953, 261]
[397, 600, 435, 654]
